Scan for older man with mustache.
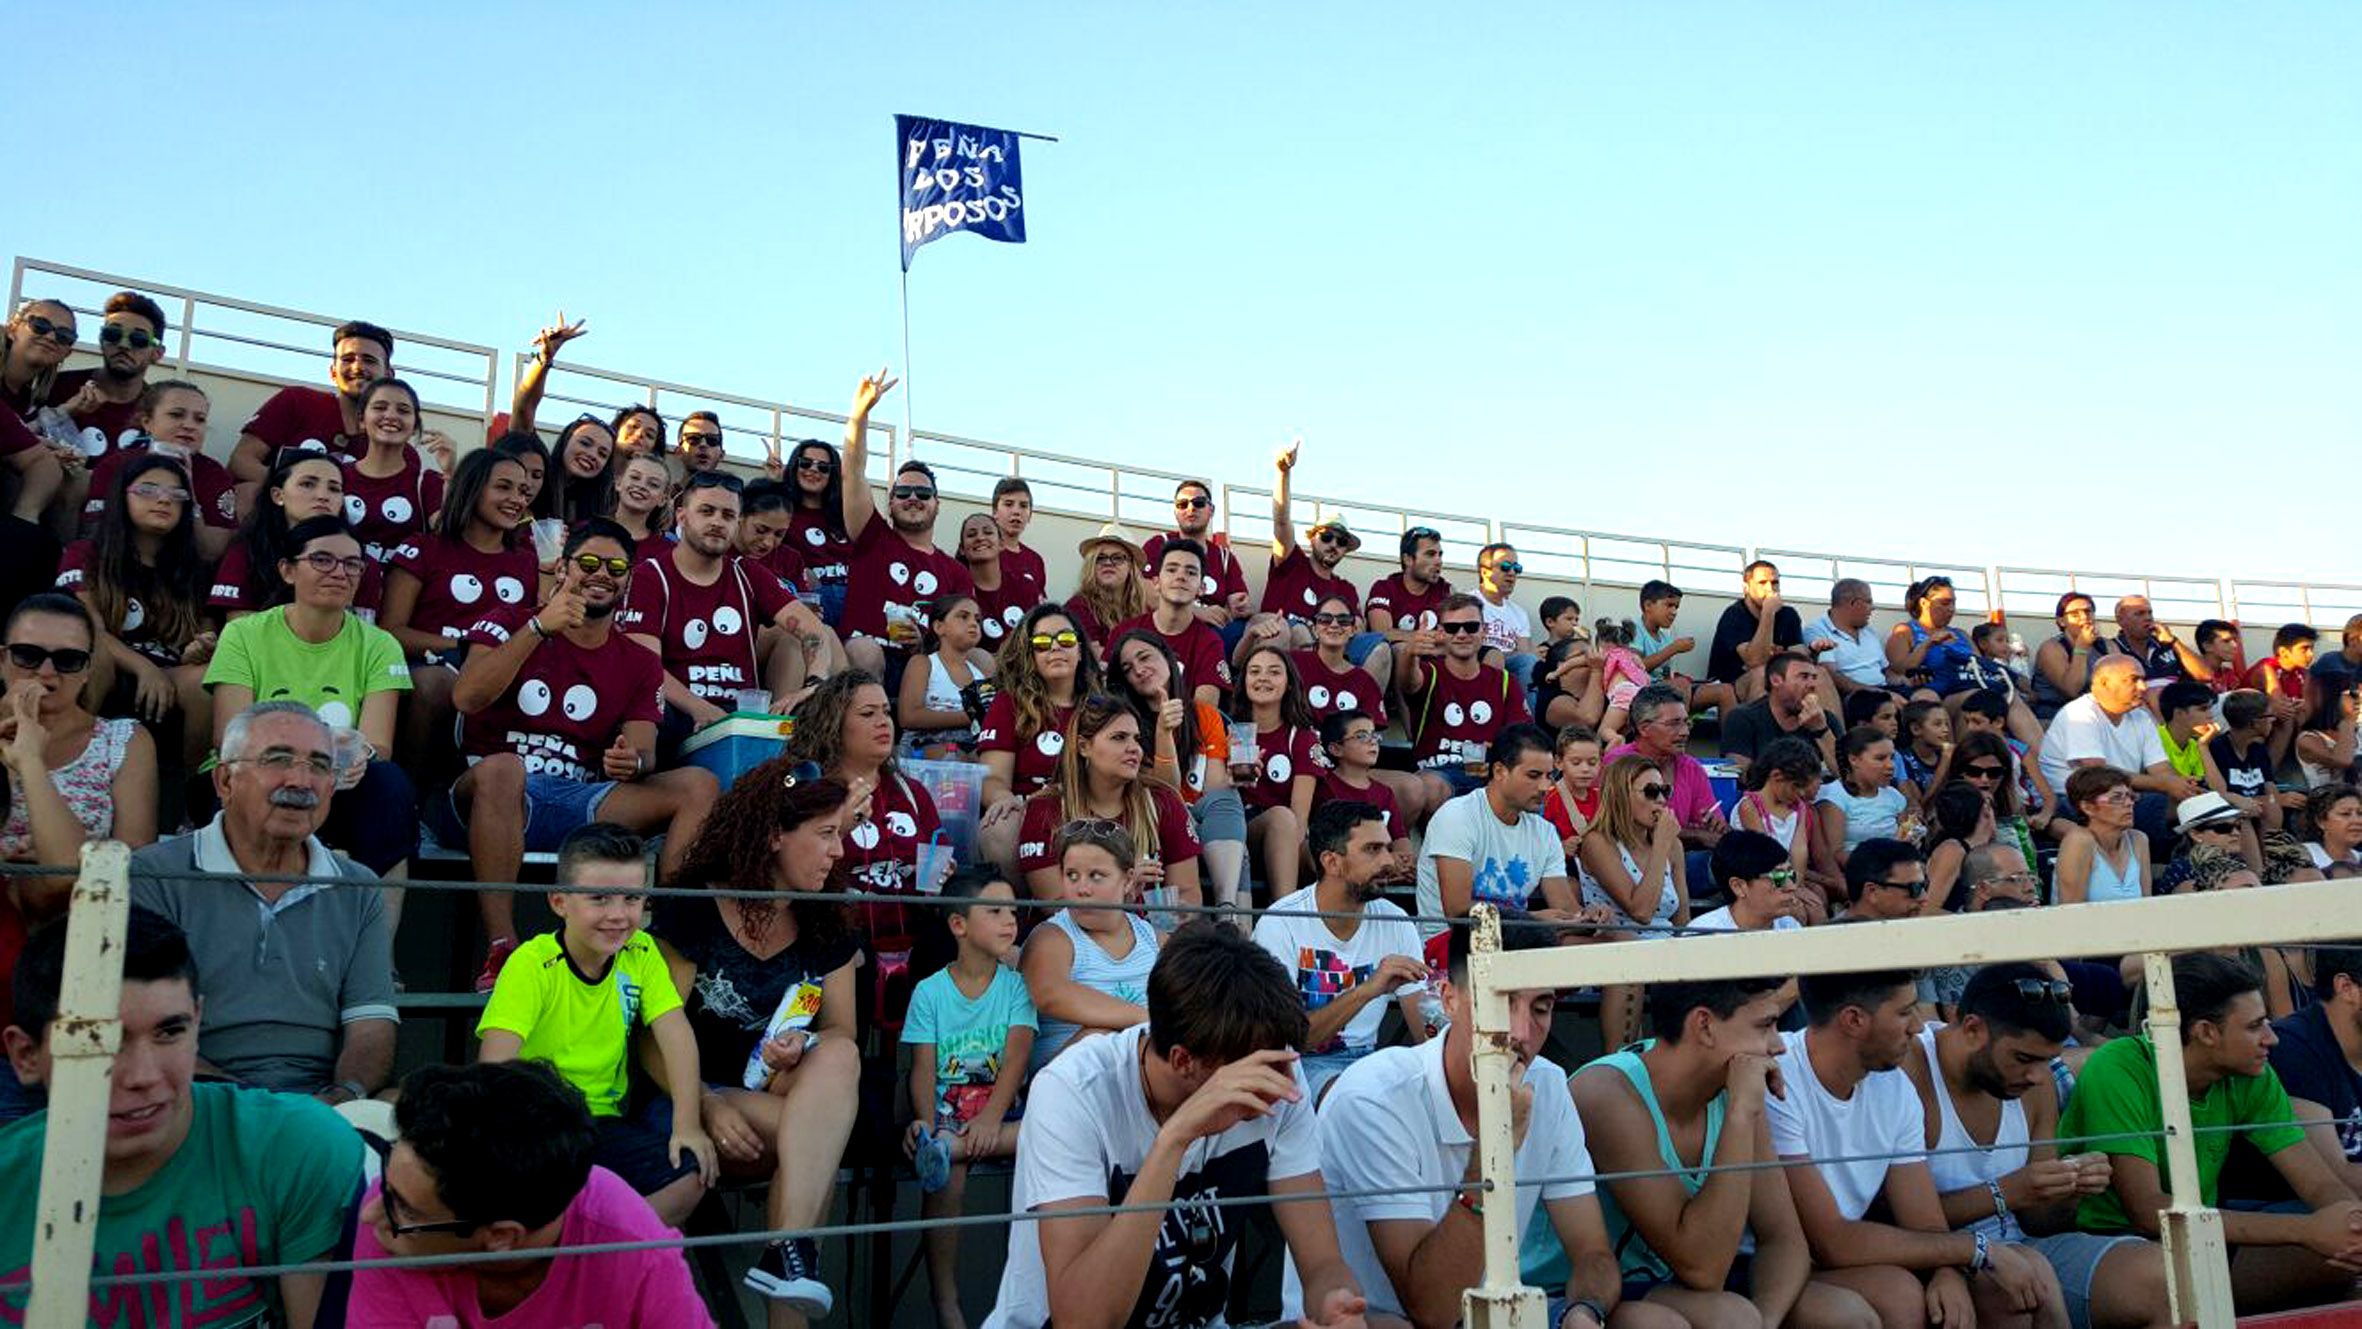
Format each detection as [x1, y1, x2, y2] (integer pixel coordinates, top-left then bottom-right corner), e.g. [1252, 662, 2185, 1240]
[131, 699, 397, 1106]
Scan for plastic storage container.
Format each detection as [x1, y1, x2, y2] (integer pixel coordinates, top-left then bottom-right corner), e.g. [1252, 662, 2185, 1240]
[680, 712, 794, 789]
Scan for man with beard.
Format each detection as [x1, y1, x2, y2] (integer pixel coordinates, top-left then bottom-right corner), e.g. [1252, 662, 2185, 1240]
[1414, 723, 1575, 941]
[619, 471, 840, 735]
[131, 700, 397, 1102]
[1770, 967, 2053, 1329]
[1901, 964, 2164, 1329]
[448, 520, 719, 981]
[43, 290, 169, 459]
[1397, 593, 1531, 794]
[229, 318, 394, 486]
[1252, 800, 1429, 1096]
[676, 410, 728, 477]
[835, 369, 971, 680]
[1256, 440, 1362, 633]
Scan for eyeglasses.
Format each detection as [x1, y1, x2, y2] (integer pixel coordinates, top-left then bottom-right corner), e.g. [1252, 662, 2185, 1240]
[781, 759, 826, 788]
[1092, 552, 1130, 566]
[1340, 728, 1379, 744]
[298, 551, 367, 577]
[1488, 560, 1524, 575]
[1438, 621, 1484, 635]
[890, 485, 936, 501]
[127, 482, 190, 503]
[20, 315, 75, 346]
[1030, 630, 1081, 651]
[794, 455, 836, 475]
[97, 324, 160, 350]
[1174, 496, 1212, 512]
[1874, 876, 1929, 898]
[1311, 612, 1355, 627]
[229, 749, 336, 778]
[1961, 763, 2007, 779]
[379, 1179, 481, 1239]
[572, 553, 633, 576]
[4, 643, 91, 674]
[2090, 787, 2137, 806]
[1637, 783, 1671, 802]
[2012, 978, 2073, 1004]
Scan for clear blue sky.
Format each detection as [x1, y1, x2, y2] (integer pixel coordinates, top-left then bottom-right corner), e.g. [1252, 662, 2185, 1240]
[14, 3, 2359, 586]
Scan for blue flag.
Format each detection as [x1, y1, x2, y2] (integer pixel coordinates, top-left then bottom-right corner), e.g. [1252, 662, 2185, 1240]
[897, 115, 1026, 272]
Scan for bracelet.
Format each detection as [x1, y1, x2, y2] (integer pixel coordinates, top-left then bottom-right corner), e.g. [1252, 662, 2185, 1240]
[1562, 1298, 1608, 1329]
[1453, 1185, 1484, 1218]
[527, 617, 549, 639]
[1986, 1179, 2014, 1238]
[1969, 1229, 1991, 1272]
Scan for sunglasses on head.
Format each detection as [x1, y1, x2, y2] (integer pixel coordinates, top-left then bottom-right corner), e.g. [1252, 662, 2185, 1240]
[572, 553, 632, 576]
[891, 484, 935, 501]
[2012, 978, 2073, 1004]
[98, 324, 160, 351]
[1405, 526, 1440, 542]
[1030, 629, 1081, 651]
[1438, 620, 1484, 635]
[20, 314, 75, 345]
[4, 643, 91, 674]
[1174, 496, 1212, 511]
[1311, 612, 1354, 627]
[781, 759, 826, 788]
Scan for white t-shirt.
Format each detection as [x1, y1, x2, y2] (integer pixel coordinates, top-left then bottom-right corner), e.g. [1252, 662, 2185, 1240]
[1280, 1038, 1594, 1320]
[2040, 694, 2169, 793]
[1766, 1027, 1925, 1221]
[1687, 905, 1802, 934]
[1480, 593, 1532, 656]
[1252, 888, 1428, 1055]
[1415, 791, 1566, 939]
[985, 1024, 1320, 1329]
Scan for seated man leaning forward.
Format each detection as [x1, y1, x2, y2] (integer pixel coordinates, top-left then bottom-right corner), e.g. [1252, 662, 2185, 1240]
[131, 699, 397, 1103]
[985, 922, 1382, 1329]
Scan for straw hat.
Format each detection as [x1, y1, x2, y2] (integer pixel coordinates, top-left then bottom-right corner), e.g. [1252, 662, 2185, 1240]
[1306, 516, 1363, 554]
[1077, 521, 1144, 564]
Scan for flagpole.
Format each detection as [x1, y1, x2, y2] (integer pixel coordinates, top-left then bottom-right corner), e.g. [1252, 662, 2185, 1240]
[897, 266, 915, 469]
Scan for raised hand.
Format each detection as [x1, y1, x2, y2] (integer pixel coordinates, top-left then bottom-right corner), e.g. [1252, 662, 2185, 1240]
[851, 367, 900, 421]
[418, 429, 458, 476]
[1275, 437, 1300, 473]
[1161, 1048, 1302, 1144]
[532, 311, 588, 363]
[536, 583, 588, 636]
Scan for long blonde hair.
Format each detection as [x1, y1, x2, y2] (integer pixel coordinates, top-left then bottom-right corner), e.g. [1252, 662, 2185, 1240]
[1590, 754, 1663, 853]
[1049, 693, 1163, 860]
[1073, 544, 1148, 637]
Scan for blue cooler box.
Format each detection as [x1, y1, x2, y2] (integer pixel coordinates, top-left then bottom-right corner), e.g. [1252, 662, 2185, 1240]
[680, 713, 793, 789]
[1702, 760, 1741, 818]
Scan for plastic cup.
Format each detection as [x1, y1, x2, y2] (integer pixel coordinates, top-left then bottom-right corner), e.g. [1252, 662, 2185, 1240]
[734, 688, 771, 714]
[913, 839, 954, 896]
[1462, 739, 1489, 778]
[331, 726, 375, 787]
[1227, 721, 1260, 766]
[530, 518, 567, 567]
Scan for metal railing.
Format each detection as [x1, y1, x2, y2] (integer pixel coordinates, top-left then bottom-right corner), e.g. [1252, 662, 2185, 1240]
[507, 353, 895, 475]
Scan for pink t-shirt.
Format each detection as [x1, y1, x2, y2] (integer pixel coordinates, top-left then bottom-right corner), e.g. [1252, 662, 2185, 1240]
[346, 1166, 714, 1328]
[1604, 742, 1720, 830]
[342, 452, 446, 564]
[460, 605, 665, 781]
[616, 547, 794, 705]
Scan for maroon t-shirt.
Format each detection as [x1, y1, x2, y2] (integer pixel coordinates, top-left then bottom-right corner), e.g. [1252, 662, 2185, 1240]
[840, 513, 972, 641]
[615, 547, 793, 704]
[840, 772, 946, 952]
[82, 444, 239, 535]
[389, 534, 539, 644]
[1402, 660, 1529, 765]
[1261, 546, 1360, 624]
[1000, 545, 1047, 598]
[750, 542, 808, 596]
[1063, 594, 1115, 653]
[240, 386, 357, 461]
[1365, 573, 1454, 632]
[1237, 722, 1325, 813]
[56, 539, 179, 663]
[1108, 612, 1233, 700]
[342, 453, 445, 565]
[1293, 649, 1387, 728]
[209, 540, 384, 620]
[459, 605, 664, 782]
[1317, 770, 1408, 842]
[971, 575, 1040, 652]
[1143, 531, 1250, 608]
[786, 507, 853, 589]
[0, 408, 37, 459]
[1014, 783, 1202, 877]
[976, 693, 1073, 798]
[45, 369, 144, 458]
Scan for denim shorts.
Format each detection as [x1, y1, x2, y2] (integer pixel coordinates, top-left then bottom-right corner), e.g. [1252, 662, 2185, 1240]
[433, 770, 617, 853]
[2023, 1231, 2147, 1329]
[1190, 785, 1247, 845]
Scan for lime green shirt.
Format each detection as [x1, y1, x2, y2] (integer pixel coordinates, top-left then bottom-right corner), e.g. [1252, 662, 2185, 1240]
[204, 606, 411, 759]
[2157, 725, 2207, 781]
[476, 930, 685, 1116]
[2059, 1034, 2306, 1232]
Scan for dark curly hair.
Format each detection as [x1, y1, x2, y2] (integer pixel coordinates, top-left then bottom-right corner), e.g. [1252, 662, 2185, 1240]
[672, 753, 848, 946]
[783, 671, 898, 781]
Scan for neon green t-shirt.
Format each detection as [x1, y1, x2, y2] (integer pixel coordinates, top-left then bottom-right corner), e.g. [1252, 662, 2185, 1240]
[476, 930, 685, 1116]
[2157, 726, 2207, 781]
[2059, 1034, 2307, 1232]
[204, 606, 412, 738]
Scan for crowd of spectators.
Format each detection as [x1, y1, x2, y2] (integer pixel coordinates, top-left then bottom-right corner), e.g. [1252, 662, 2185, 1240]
[0, 292, 2358, 1328]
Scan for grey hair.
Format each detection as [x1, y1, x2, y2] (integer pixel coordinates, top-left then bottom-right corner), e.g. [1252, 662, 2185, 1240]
[220, 700, 332, 763]
[1630, 682, 1686, 725]
[1961, 842, 2022, 892]
[1831, 578, 1872, 607]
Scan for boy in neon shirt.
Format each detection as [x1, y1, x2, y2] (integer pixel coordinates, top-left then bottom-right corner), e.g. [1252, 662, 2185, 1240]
[477, 823, 714, 1226]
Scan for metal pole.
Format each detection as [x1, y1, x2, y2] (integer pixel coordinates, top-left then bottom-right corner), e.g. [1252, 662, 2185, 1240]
[1462, 906, 1546, 1329]
[897, 266, 915, 471]
[26, 841, 133, 1328]
[2139, 952, 2237, 1328]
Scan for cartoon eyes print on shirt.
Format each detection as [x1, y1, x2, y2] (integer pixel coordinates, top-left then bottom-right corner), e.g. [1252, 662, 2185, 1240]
[1308, 685, 1332, 709]
[885, 810, 918, 839]
[1003, 606, 1023, 627]
[711, 606, 743, 637]
[1302, 587, 1319, 607]
[343, 495, 367, 525]
[1444, 702, 1466, 727]
[494, 577, 526, 605]
[296, 438, 328, 455]
[1201, 575, 1217, 597]
[317, 700, 354, 728]
[889, 561, 911, 587]
[448, 574, 484, 605]
[519, 679, 553, 716]
[1337, 690, 1360, 712]
[684, 618, 710, 648]
[981, 617, 1004, 639]
[123, 598, 147, 632]
[381, 496, 414, 525]
[913, 570, 939, 596]
[1264, 753, 1293, 783]
[1034, 731, 1064, 757]
[804, 526, 826, 547]
[849, 819, 882, 850]
[1470, 700, 1494, 726]
[562, 685, 599, 722]
[216, 492, 237, 521]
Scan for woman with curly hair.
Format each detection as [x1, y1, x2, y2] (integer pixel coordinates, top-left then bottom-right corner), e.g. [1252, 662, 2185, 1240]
[651, 759, 867, 1322]
[1226, 642, 1322, 903]
[976, 602, 1101, 875]
[1015, 693, 1202, 909]
[1063, 524, 1148, 648]
[782, 671, 943, 955]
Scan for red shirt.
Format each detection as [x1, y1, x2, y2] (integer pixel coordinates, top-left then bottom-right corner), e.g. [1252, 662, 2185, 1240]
[1000, 545, 1047, 598]
[786, 507, 853, 589]
[840, 772, 945, 952]
[1261, 546, 1360, 623]
[0, 409, 35, 460]
[971, 574, 1040, 652]
[1237, 722, 1325, 812]
[389, 534, 539, 644]
[1292, 649, 1387, 728]
[1015, 783, 1201, 876]
[1317, 770, 1407, 842]
[1064, 593, 1116, 653]
[459, 605, 664, 781]
[56, 540, 183, 662]
[1144, 531, 1251, 608]
[1402, 660, 1528, 764]
[240, 386, 358, 461]
[342, 453, 445, 564]
[209, 541, 385, 620]
[1365, 572, 1454, 631]
[752, 542, 809, 596]
[1108, 612, 1233, 699]
[82, 443, 239, 535]
[615, 547, 793, 705]
[1541, 784, 1602, 845]
[840, 513, 972, 640]
[976, 693, 1073, 798]
[45, 369, 144, 458]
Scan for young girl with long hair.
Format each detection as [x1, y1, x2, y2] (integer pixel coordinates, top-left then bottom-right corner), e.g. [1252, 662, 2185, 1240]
[1013, 693, 1202, 909]
[58, 455, 215, 769]
[340, 378, 449, 565]
[381, 449, 538, 770]
[211, 451, 386, 621]
[1226, 643, 1322, 903]
[1109, 625, 1246, 906]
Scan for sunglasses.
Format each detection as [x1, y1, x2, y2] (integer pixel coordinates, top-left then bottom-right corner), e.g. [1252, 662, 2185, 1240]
[794, 456, 836, 474]
[1313, 530, 1347, 546]
[572, 553, 633, 576]
[2012, 978, 2073, 1004]
[127, 481, 189, 503]
[1638, 783, 1671, 802]
[297, 551, 367, 577]
[1174, 496, 1213, 511]
[891, 485, 936, 501]
[1962, 763, 2007, 779]
[686, 471, 742, 492]
[97, 324, 160, 351]
[20, 315, 75, 346]
[4, 643, 91, 674]
[1874, 876, 1929, 898]
[677, 433, 724, 452]
[1093, 551, 1130, 566]
[1030, 630, 1081, 651]
[1762, 867, 1797, 887]
[1311, 612, 1355, 627]
[1488, 560, 1524, 575]
[1438, 621, 1484, 635]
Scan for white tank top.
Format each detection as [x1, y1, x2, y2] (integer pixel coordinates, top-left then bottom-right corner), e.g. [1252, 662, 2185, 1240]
[1578, 843, 1680, 930]
[1917, 1023, 2029, 1239]
[923, 654, 967, 718]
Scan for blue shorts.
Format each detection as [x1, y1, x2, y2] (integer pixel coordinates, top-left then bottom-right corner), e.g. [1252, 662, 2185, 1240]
[596, 1108, 699, 1197]
[2023, 1231, 2147, 1329]
[1189, 785, 1247, 845]
[433, 770, 618, 853]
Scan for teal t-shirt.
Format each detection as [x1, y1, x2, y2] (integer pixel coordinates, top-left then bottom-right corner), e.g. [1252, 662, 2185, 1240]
[1522, 1044, 1726, 1288]
[205, 606, 411, 738]
[0, 1081, 364, 1325]
[901, 964, 1036, 1125]
[2060, 1034, 2308, 1232]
